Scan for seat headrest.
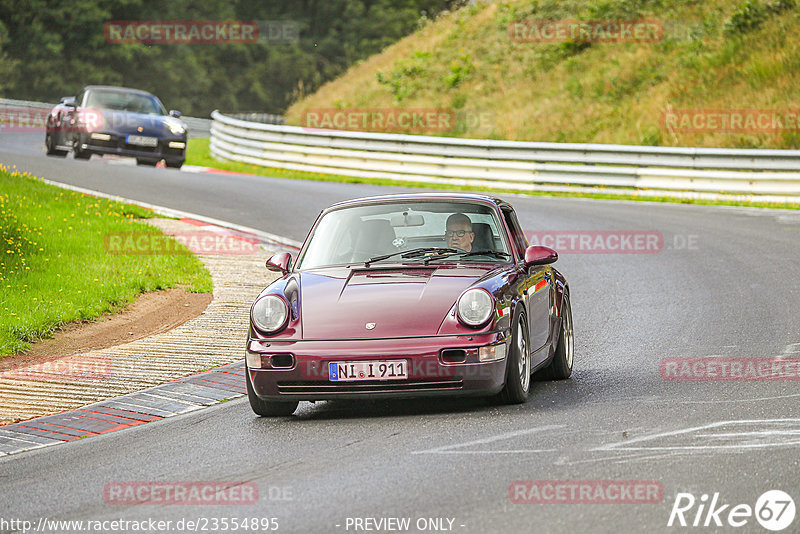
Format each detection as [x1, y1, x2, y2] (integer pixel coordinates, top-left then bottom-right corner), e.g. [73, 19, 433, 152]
[471, 222, 494, 251]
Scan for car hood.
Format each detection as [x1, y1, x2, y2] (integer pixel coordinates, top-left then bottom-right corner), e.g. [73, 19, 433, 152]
[96, 110, 184, 137]
[298, 265, 496, 339]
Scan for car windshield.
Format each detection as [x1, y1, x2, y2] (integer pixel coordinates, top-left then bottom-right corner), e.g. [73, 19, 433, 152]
[84, 90, 166, 115]
[296, 201, 511, 270]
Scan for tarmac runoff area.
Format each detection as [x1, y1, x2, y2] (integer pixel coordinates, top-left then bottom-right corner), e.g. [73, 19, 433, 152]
[0, 217, 283, 455]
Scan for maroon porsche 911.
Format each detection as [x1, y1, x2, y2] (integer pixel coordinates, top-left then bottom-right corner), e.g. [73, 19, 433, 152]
[245, 193, 573, 416]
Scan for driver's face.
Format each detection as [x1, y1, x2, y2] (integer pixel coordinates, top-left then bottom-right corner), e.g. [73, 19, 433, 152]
[445, 223, 474, 252]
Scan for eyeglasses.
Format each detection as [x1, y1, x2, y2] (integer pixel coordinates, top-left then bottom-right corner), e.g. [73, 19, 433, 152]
[445, 230, 472, 237]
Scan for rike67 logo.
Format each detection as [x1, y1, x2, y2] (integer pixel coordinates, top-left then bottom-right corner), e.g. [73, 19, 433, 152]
[668, 490, 795, 531]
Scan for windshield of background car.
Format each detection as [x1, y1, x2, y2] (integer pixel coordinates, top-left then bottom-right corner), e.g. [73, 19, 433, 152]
[84, 90, 166, 115]
[296, 201, 511, 269]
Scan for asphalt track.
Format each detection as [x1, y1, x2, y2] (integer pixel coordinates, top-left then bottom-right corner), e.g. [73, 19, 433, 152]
[1, 132, 800, 533]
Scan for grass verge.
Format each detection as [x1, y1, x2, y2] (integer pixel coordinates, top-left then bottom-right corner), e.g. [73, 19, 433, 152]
[0, 165, 212, 357]
[186, 138, 800, 210]
[284, 0, 800, 149]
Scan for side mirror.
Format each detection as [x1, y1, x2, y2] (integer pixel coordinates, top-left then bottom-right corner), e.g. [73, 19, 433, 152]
[524, 245, 558, 267]
[169, 110, 182, 118]
[62, 97, 76, 108]
[266, 252, 292, 275]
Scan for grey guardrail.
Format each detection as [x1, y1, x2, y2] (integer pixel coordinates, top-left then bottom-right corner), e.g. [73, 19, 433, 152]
[209, 110, 800, 200]
[226, 112, 285, 125]
[0, 97, 212, 138]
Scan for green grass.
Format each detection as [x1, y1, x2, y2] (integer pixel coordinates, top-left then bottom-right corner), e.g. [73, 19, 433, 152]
[285, 0, 800, 149]
[186, 138, 800, 210]
[0, 166, 212, 357]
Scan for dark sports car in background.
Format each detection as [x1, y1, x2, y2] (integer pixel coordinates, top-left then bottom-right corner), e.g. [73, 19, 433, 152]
[246, 193, 574, 416]
[45, 85, 187, 167]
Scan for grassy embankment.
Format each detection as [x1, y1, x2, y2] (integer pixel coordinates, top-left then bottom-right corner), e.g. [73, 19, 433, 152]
[0, 166, 212, 357]
[287, 0, 800, 148]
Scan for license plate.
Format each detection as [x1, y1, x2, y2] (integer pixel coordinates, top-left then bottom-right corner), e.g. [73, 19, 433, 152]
[329, 360, 408, 381]
[126, 135, 158, 147]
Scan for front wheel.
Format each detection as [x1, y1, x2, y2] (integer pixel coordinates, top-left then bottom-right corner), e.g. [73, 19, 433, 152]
[535, 292, 573, 380]
[45, 133, 67, 157]
[498, 310, 531, 404]
[246, 368, 298, 416]
[72, 138, 91, 160]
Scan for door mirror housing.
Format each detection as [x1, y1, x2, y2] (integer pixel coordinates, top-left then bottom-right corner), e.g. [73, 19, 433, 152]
[62, 97, 76, 107]
[524, 245, 558, 267]
[169, 110, 182, 118]
[266, 252, 292, 275]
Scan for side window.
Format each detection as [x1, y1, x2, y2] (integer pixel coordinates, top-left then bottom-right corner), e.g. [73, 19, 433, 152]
[501, 207, 528, 260]
[75, 90, 85, 107]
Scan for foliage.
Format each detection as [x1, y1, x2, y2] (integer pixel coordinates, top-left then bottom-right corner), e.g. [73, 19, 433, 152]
[723, 0, 795, 34]
[444, 52, 475, 88]
[286, 0, 800, 149]
[376, 51, 433, 100]
[0, 0, 462, 116]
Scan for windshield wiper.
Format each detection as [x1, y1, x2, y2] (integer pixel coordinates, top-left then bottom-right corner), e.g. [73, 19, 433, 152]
[364, 247, 458, 267]
[425, 249, 512, 263]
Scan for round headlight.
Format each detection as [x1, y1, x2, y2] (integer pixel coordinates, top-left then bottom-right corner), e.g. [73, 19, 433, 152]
[251, 295, 289, 333]
[457, 288, 494, 327]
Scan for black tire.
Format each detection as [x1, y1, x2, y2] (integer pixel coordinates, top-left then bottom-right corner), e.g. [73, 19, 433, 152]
[72, 138, 91, 160]
[498, 309, 531, 404]
[45, 133, 67, 157]
[535, 292, 573, 380]
[245, 367, 298, 416]
[166, 160, 184, 169]
[136, 158, 158, 166]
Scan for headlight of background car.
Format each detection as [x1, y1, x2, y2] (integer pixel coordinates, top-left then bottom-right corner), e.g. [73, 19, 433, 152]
[457, 288, 494, 327]
[251, 295, 289, 333]
[167, 121, 186, 135]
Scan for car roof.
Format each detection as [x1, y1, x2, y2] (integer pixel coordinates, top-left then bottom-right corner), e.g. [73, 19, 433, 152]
[326, 192, 510, 211]
[83, 85, 155, 96]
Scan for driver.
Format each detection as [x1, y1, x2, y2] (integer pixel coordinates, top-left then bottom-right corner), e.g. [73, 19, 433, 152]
[445, 213, 474, 252]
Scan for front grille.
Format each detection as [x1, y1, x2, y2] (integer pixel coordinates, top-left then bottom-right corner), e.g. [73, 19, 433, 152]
[90, 138, 117, 148]
[277, 379, 463, 394]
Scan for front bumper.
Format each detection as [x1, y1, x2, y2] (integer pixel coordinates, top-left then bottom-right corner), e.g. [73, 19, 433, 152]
[78, 132, 186, 163]
[247, 333, 509, 401]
